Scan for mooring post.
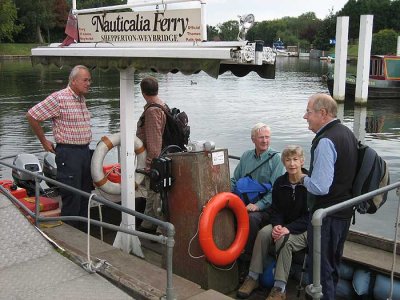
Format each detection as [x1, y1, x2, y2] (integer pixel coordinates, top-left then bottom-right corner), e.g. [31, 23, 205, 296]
[355, 15, 374, 105]
[333, 16, 349, 102]
[397, 36, 400, 56]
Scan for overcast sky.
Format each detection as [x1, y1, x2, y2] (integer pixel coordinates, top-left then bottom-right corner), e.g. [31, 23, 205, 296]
[166, 0, 349, 25]
[205, 0, 349, 25]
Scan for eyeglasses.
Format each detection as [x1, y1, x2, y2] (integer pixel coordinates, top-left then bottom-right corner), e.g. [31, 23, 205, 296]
[305, 109, 321, 115]
[305, 109, 315, 115]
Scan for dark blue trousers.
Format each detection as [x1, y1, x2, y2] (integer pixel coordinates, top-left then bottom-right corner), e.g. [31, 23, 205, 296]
[56, 144, 92, 231]
[307, 215, 351, 300]
[243, 211, 271, 260]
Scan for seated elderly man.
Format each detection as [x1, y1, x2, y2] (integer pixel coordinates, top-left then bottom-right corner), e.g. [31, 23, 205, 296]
[231, 123, 285, 281]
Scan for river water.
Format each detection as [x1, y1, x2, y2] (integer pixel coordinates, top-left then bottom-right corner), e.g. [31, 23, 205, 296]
[0, 57, 399, 239]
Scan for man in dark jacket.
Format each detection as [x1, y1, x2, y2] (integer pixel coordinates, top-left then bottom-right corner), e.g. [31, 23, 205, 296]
[301, 93, 358, 300]
[237, 145, 309, 300]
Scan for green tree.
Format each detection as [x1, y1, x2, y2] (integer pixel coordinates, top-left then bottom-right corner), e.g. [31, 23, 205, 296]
[52, 0, 70, 42]
[313, 9, 337, 50]
[339, 0, 392, 39]
[15, 0, 57, 43]
[371, 29, 398, 55]
[296, 12, 321, 44]
[207, 25, 219, 41]
[387, 0, 400, 32]
[70, 0, 125, 9]
[0, 0, 23, 41]
[247, 19, 291, 47]
[217, 20, 239, 41]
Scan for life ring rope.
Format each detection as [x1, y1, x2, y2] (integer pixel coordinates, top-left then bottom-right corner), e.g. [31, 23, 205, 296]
[188, 209, 237, 271]
[198, 192, 249, 266]
[93, 175, 109, 188]
[94, 164, 121, 187]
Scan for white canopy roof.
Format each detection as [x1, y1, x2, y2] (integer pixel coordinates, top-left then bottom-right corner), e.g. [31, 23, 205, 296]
[31, 41, 276, 79]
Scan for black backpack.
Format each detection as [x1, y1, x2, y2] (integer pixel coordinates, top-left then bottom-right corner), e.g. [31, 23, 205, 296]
[353, 142, 390, 214]
[141, 103, 190, 152]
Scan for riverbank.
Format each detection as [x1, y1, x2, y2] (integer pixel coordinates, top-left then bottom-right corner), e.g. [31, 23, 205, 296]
[0, 43, 43, 56]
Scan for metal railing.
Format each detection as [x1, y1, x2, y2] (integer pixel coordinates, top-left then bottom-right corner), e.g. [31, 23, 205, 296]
[306, 182, 400, 300]
[0, 157, 176, 300]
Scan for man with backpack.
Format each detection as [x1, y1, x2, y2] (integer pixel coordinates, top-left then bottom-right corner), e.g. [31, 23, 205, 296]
[300, 93, 358, 300]
[136, 76, 167, 233]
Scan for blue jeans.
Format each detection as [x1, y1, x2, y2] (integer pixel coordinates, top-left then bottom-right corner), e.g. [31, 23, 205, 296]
[242, 211, 271, 260]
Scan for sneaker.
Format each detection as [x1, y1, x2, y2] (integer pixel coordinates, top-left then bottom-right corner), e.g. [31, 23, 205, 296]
[266, 287, 286, 300]
[237, 276, 259, 299]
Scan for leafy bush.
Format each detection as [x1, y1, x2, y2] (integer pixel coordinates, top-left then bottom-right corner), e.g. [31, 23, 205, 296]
[371, 29, 399, 55]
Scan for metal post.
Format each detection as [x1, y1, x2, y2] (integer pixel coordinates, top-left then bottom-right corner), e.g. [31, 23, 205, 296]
[113, 66, 144, 258]
[336, 103, 344, 122]
[355, 15, 374, 105]
[164, 224, 176, 300]
[306, 210, 324, 299]
[333, 16, 349, 102]
[353, 106, 367, 142]
[200, 0, 207, 41]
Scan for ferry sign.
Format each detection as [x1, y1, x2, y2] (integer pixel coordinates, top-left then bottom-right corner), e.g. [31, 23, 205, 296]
[77, 8, 203, 43]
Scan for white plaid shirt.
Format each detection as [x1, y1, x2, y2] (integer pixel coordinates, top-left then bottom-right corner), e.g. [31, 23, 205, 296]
[28, 86, 92, 145]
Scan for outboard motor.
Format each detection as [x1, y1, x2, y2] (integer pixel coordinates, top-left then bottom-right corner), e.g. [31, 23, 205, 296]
[12, 153, 43, 196]
[43, 152, 57, 186]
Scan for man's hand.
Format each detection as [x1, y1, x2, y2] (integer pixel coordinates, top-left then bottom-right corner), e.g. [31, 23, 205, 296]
[272, 225, 289, 241]
[246, 203, 259, 212]
[42, 139, 55, 153]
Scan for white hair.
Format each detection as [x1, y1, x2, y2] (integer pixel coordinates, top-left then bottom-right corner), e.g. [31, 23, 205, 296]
[68, 65, 90, 84]
[251, 122, 271, 138]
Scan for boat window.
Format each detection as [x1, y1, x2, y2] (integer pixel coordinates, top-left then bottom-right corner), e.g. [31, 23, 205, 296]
[386, 58, 400, 79]
[369, 59, 383, 77]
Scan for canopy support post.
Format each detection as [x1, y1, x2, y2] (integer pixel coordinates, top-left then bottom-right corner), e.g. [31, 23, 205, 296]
[113, 67, 144, 258]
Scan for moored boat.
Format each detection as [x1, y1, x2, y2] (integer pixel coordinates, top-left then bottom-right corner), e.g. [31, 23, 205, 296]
[326, 55, 400, 99]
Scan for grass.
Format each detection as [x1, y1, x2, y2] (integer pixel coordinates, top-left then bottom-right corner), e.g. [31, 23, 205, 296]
[0, 43, 44, 56]
[347, 44, 359, 58]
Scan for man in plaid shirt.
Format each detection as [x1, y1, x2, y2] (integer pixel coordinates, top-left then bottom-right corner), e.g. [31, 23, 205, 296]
[136, 76, 167, 233]
[26, 65, 93, 231]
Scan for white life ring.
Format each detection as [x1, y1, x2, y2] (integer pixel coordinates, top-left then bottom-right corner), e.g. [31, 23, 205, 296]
[91, 133, 147, 195]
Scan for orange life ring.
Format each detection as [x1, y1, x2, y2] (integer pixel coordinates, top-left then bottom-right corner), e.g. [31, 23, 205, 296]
[198, 192, 249, 266]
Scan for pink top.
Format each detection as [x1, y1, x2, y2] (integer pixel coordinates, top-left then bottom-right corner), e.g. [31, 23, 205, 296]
[28, 86, 92, 145]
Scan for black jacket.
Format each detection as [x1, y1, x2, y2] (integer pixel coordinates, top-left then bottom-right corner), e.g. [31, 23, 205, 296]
[269, 169, 309, 234]
[309, 119, 358, 219]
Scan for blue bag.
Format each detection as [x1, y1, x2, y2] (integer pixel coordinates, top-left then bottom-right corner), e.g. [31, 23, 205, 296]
[233, 152, 276, 205]
[260, 258, 276, 288]
[233, 176, 272, 205]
